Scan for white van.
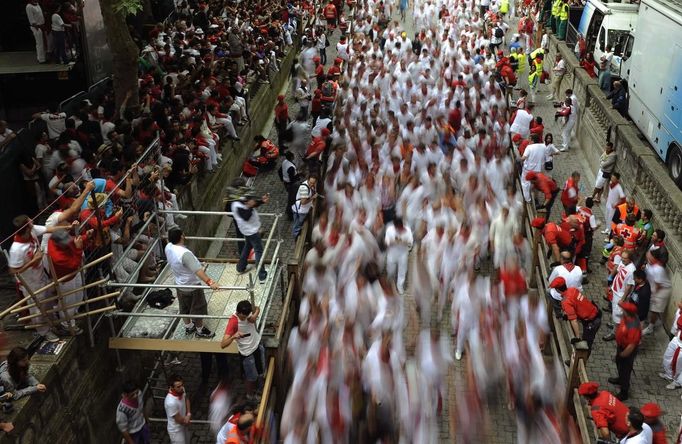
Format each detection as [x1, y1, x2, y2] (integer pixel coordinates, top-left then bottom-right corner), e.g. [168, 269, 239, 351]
[576, 0, 639, 78]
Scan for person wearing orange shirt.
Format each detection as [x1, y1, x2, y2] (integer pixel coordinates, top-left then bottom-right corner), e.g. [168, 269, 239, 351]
[560, 171, 580, 212]
[550, 277, 601, 352]
[530, 217, 574, 264]
[609, 301, 641, 401]
[525, 171, 558, 214]
[578, 381, 629, 440]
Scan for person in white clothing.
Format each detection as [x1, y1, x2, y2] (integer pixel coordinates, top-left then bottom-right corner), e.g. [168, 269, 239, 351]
[292, 175, 318, 239]
[604, 250, 636, 341]
[232, 193, 270, 282]
[642, 248, 672, 335]
[520, 133, 545, 202]
[660, 315, 682, 389]
[164, 228, 217, 338]
[604, 173, 626, 235]
[384, 218, 413, 294]
[546, 252, 583, 317]
[509, 105, 534, 138]
[558, 97, 576, 151]
[164, 374, 191, 444]
[26, 0, 46, 63]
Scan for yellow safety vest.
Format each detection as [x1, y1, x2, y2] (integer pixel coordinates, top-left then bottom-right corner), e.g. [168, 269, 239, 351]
[500, 0, 510, 13]
[534, 58, 543, 73]
[559, 3, 569, 20]
[528, 71, 539, 88]
[517, 53, 527, 73]
[530, 48, 544, 60]
[551, 0, 561, 17]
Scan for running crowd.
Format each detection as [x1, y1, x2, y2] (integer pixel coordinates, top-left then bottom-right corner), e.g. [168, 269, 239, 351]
[273, 0, 680, 442]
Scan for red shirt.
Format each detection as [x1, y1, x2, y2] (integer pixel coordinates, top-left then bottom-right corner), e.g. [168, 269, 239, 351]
[324, 3, 337, 18]
[532, 173, 558, 201]
[499, 267, 527, 298]
[543, 223, 572, 248]
[561, 177, 579, 208]
[614, 223, 642, 251]
[518, 139, 530, 156]
[560, 288, 598, 321]
[225, 314, 239, 336]
[47, 235, 88, 278]
[530, 121, 544, 138]
[275, 102, 289, 123]
[615, 316, 641, 349]
[590, 391, 630, 438]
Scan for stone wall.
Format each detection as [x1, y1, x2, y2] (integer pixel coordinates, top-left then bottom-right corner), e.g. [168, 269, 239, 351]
[546, 36, 682, 327]
[0, 42, 300, 444]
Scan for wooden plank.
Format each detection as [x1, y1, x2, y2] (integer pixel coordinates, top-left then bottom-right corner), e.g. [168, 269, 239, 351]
[275, 279, 296, 343]
[256, 357, 276, 430]
[109, 337, 240, 353]
[573, 388, 593, 444]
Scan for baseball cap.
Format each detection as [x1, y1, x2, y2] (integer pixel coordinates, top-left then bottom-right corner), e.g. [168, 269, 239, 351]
[640, 403, 662, 418]
[531, 217, 546, 229]
[618, 301, 638, 314]
[578, 382, 599, 396]
[549, 277, 566, 289]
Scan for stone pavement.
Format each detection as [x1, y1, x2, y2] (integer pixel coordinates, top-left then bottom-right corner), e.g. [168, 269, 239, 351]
[531, 53, 682, 438]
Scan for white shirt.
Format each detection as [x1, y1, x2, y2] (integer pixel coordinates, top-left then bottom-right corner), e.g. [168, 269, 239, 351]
[522, 143, 546, 173]
[612, 260, 636, 298]
[547, 264, 583, 300]
[8, 226, 47, 288]
[40, 112, 66, 139]
[26, 3, 45, 26]
[51, 13, 65, 32]
[384, 224, 413, 257]
[293, 181, 314, 214]
[231, 200, 261, 236]
[510, 109, 533, 137]
[606, 183, 626, 210]
[164, 391, 187, 434]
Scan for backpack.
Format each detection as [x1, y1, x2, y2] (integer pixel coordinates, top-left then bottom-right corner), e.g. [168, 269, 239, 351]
[147, 289, 175, 309]
[321, 81, 335, 98]
[494, 27, 504, 38]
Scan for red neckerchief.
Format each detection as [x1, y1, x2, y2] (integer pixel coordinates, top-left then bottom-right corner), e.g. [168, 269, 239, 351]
[168, 389, 184, 399]
[563, 263, 575, 272]
[121, 395, 139, 409]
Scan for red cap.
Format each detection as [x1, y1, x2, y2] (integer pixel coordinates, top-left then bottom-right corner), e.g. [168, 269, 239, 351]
[578, 382, 599, 396]
[277, 94, 285, 101]
[531, 217, 546, 229]
[321, 128, 331, 136]
[549, 277, 566, 289]
[618, 301, 638, 314]
[334, 57, 342, 65]
[640, 402, 662, 418]
[512, 133, 522, 143]
[525, 171, 537, 181]
[497, 50, 504, 57]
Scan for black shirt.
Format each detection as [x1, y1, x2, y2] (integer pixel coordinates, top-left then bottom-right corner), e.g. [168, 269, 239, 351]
[629, 282, 651, 322]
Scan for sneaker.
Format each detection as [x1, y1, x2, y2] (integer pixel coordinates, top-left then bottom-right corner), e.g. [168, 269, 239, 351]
[455, 351, 462, 360]
[601, 229, 610, 235]
[642, 325, 654, 335]
[559, 147, 568, 152]
[660, 372, 672, 380]
[608, 377, 621, 385]
[195, 327, 215, 338]
[602, 333, 616, 341]
[237, 264, 255, 274]
[666, 382, 681, 390]
[185, 324, 197, 335]
[43, 331, 60, 343]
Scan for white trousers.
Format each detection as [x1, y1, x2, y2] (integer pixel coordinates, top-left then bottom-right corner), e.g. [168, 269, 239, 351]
[57, 274, 83, 327]
[31, 27, 46, 63]
[521, 170, 532, 202]
[662, 337, 682, 383]
[386, 251, 409, 294]
[562, 120, 576, 149]
[168, 429, 190, 444]
[216, 117, 237, 138]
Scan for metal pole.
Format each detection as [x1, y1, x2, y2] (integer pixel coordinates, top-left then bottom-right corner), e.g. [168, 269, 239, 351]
[110, 212, 159, 271]
[158, 210, 280, 217]
[178, 236, 247, 242]
[248, 273, 255, 305]
[258, 259, 280, 338]
[250, 214, 280, 294]
[106, 311, 234, 320]
[106, 282, 249, 290]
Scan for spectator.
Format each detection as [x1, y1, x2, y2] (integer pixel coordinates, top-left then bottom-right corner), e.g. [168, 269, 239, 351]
[51, 4, 72, 65]
[220, 300, 265, 401]
[292, 174, 318, 238]
[0, 347, 47, 400]
[231, 193, 270, 282]
[116, 381, 151, 444]
[607, 80, 628, 117]
[591, 142, 617, 203]
[164, 228, 217, 339]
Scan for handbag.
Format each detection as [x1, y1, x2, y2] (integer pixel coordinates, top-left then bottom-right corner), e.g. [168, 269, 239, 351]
[545, 160, 554, 170]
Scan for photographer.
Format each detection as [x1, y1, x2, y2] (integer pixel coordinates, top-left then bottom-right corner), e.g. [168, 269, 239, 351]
[232, 193, 270, 283]
[0, 347, 46, 401]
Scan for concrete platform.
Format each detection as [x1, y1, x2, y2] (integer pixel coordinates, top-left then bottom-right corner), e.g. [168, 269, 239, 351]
[0, 51, 73, 75]
[109, 261, 277, 354]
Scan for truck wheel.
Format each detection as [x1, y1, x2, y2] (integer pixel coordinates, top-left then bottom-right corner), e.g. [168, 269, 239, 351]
[668, 144, 682, 188]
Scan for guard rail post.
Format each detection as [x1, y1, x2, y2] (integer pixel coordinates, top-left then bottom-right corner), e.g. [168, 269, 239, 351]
[565, 341, 590, 416]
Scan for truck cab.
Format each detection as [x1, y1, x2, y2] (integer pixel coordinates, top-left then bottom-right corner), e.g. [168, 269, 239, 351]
[577, 0, 639, 79]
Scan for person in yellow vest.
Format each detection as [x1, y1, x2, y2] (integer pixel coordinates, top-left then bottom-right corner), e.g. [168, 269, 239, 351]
[500, 0, 510, 16]
[550, 0, 562, 33]
[528, 63, 540, 103]
[516, 46, 527, 75]
[557, 0, 569, 40]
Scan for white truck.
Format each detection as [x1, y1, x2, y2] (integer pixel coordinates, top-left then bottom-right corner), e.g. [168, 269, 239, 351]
[574, 0, 639, 79]
[626, 0, 682, 185]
